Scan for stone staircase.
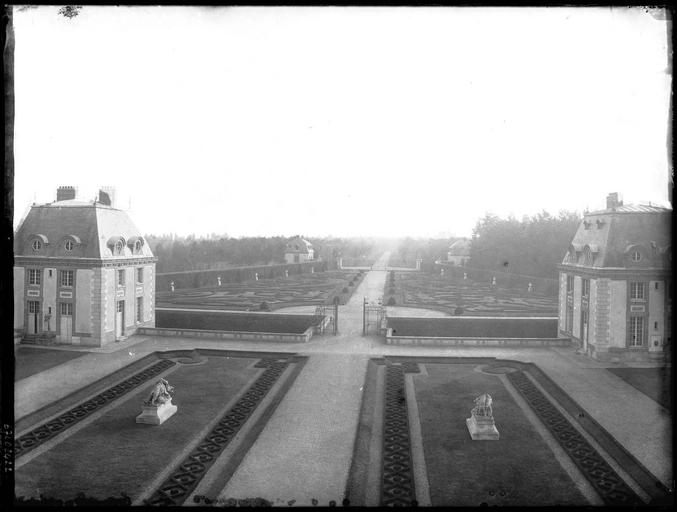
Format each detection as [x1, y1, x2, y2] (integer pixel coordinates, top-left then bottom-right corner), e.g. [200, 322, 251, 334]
[21, 333, 57, 346]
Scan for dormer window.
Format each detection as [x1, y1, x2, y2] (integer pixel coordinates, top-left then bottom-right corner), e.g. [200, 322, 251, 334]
[583, 221, 591, 230]
[631, 250, 642, 262]
[596, 219, 605, 229]
[134, 240, 142, 253]
[32, 240, 42, 251]
[115, 240, 124, 255]
[65, 240, 74, 252]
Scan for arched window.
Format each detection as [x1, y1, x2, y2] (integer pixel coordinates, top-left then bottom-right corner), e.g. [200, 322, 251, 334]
[115, 240, 124, 255]
[65, 240, 74, 252]
[32, 239, 42, 252]
[631, 250, 642, 262]
[134, 240, 142, 253]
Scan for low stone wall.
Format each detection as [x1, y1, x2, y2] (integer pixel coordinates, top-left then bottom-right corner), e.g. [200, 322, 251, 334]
[385, 328, 571, 347]
[137, 326, 315, 343]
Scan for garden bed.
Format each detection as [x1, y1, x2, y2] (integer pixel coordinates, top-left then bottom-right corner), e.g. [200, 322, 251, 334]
[156, 270, 364, 311]
[414, 363, 588, 506]
[15, 354, 259, 501]
[392, 271, 558, 317]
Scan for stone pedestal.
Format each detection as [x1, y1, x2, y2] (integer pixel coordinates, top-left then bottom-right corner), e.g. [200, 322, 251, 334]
[136, 399, 177, 425]
[466, 415, 500, 440]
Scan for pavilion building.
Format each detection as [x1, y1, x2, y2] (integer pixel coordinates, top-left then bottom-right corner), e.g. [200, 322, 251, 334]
[284, 236, 314, 264]
[557, 192, 671, 362]
[13, 186, 156, 346]
[447, 238, 471, 266]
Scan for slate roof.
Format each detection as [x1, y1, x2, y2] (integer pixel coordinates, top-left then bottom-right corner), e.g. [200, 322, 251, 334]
[448, 238, 471, 256]
[563, 205, 671, 269]
[14, 199, 154, 260]
[285, 236, 313, 254]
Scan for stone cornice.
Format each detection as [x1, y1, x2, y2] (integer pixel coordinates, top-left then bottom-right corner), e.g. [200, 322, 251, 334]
[15, 256, 157, 269]
[557, 263, 671, 280]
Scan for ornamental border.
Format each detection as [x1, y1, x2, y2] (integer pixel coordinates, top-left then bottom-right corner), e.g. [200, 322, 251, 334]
[15, 359, 176, 458]
[380, 361, 420, 506]
[507, 370, 643, 506]
[143, 357, 291, 506]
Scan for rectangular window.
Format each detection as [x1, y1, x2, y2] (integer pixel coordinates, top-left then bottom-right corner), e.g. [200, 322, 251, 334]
[136, 297, 143, 323]
[582, 278, 590, 297]
[28, 269, 41, 285]
[118, 269, 125, 287]
[60, 302, 73, 316]
[629, 316, 644, 347]
[28, 301, 40, 314]
[630, 282, 645, 300]
[137, 267, 143, 283]
[60, 270, 74, 287]
[566, 275, 574, 293]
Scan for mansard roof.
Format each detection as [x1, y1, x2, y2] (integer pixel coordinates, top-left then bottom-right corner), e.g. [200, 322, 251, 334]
[14, 199, 154, 260]
[448, 238, 471, 256]
[562, 204, 671, 269]
[285, 236, 313, 254]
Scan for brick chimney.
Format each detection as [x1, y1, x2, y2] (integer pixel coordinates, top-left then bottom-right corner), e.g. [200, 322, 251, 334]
[99, 186, 116, 207]
[606, 192, 623, 210]
[56, 186, 77, 202]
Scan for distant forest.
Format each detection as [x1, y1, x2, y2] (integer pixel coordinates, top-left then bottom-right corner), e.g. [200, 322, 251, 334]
[145, 234, 382, 274]
[147, 210, 581, 278]
[393, 211, 581, 280]
[468, 211, 581, 279]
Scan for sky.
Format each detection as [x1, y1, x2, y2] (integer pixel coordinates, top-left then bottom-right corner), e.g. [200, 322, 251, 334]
[11, 6, 672, 238]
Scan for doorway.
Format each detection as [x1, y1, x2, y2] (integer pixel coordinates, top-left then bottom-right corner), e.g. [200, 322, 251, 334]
[59, 302, 73, 343]
[116, 300, 125, 339]
[27, 300, 40, 334]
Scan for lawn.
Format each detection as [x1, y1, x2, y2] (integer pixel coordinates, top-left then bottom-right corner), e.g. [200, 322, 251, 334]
[413, 363, 588, 506]
[15, 347, 88, 381]
[15, 354, 259, 501]
[607, 367, 672, 412]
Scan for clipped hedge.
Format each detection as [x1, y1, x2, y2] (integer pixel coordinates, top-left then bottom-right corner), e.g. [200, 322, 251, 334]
[156, 310, 324, 334]
[387, 317, 558, 338]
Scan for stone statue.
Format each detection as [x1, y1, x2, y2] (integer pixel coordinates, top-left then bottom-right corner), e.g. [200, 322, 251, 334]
[145, 378, 174, 406]
[217, 276, 222, 286]
[255, 272, 259, 281]
[466, 393, 499, 440]
[528, 282, 533, 293]
[170, 281, 175, 292]
[137, 378, 177, 425]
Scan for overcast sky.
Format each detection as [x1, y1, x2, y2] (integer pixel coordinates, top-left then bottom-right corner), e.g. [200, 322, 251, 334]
[12, 6, 671, 238]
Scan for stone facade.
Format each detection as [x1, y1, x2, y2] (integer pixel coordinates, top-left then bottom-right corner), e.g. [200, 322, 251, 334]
[13, 187, 156, 347]
[558, 193, 671, 362]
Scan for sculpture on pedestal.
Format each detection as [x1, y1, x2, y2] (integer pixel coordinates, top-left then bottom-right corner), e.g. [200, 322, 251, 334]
[136, 378, 177, 425]
[466, 393, 500, 440]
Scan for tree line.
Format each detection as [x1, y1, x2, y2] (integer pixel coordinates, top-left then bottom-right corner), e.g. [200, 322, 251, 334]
[468, 210, 581, 279]
[145, 234, 382, 274]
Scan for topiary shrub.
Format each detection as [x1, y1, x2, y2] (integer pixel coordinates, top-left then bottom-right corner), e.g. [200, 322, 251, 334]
[387, 297, 396, 306]
[348, 281, 353, 286]
[259, 301, 271, 311]
[342, 287, 349, 294]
